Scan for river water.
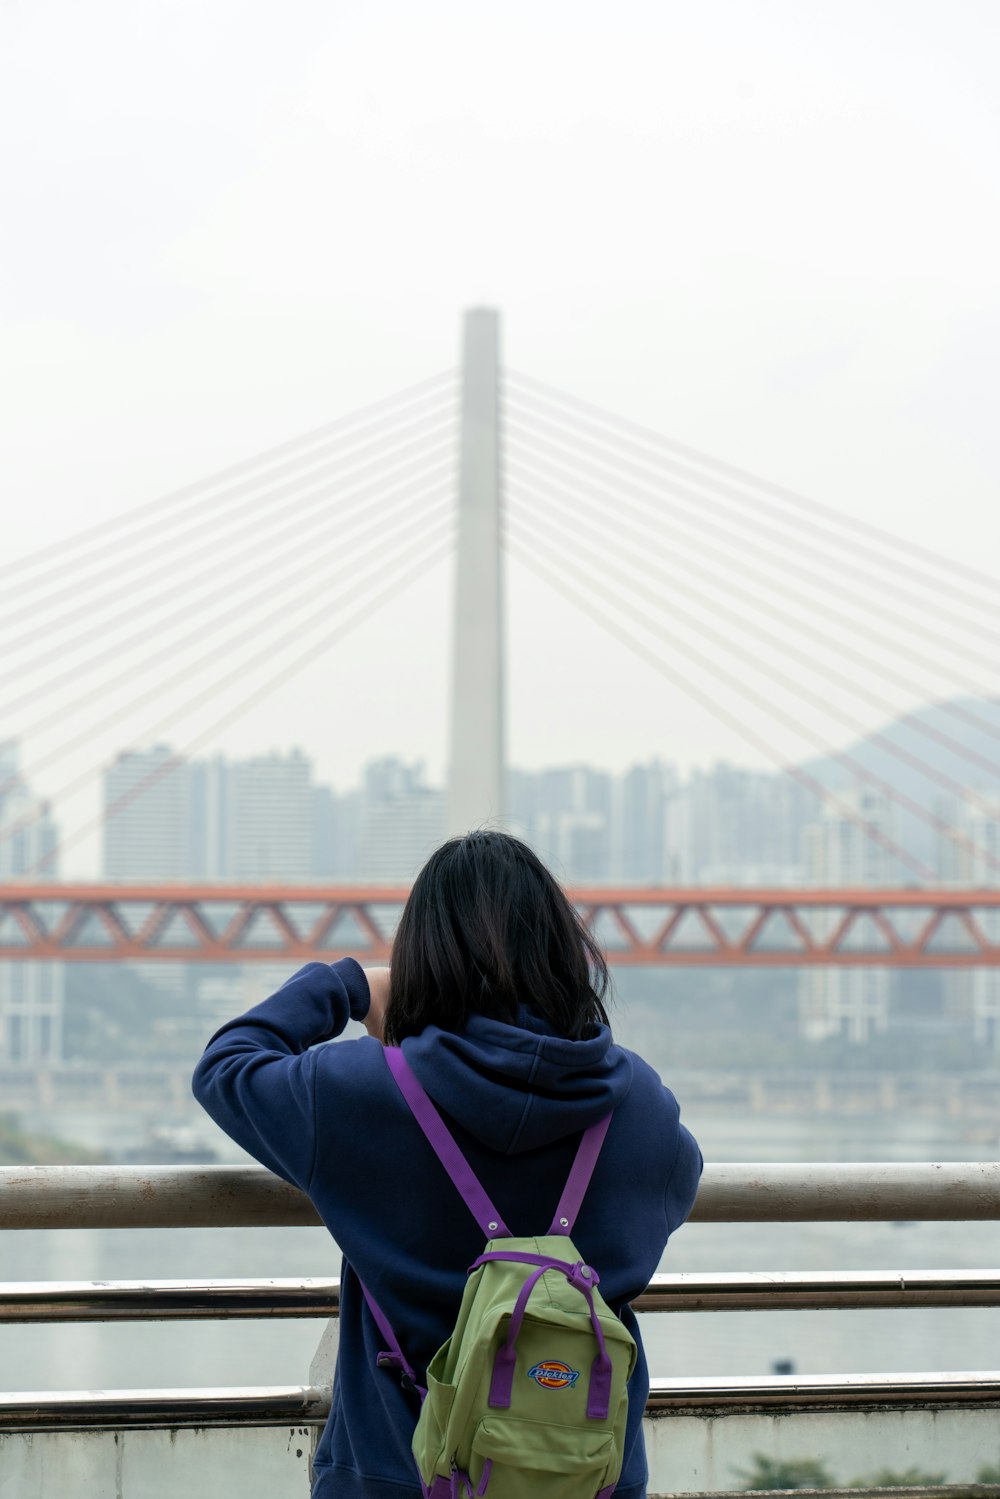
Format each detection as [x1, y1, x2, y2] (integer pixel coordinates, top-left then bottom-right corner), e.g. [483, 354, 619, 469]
[3, 1110, 998, 1392]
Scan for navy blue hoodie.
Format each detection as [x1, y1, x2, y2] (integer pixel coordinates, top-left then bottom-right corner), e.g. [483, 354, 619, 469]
[192, 959, 702, 1499]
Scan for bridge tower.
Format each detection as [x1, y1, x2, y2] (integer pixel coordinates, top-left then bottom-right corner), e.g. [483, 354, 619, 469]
[446, 308, 504, 836]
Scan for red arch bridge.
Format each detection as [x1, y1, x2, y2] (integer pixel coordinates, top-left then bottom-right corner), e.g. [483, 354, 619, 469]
[2, 884, 1000, 966]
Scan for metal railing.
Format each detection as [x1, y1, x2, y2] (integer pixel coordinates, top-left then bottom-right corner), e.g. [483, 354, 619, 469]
[4, 1267, 1000, 1322]
[3, 1160, 1000, 1229]
[2, 1161, 1000, 1490]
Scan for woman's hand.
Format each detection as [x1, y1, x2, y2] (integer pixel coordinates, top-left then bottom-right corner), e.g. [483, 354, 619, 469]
[362, 966, 391, 1042]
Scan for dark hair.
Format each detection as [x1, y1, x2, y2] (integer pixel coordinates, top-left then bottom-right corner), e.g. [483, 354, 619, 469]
[384, 830, 610, 1044]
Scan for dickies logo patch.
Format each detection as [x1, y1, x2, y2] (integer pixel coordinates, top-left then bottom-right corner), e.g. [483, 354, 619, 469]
[527, 1360, 580, 1390]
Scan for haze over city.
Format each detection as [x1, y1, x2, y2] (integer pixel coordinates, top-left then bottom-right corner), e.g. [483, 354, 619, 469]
[4, 10, 1000, 1492]
[2, 1, 998, 881]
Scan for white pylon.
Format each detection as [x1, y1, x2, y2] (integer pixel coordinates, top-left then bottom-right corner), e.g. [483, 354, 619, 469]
[446, 308, 504, 837]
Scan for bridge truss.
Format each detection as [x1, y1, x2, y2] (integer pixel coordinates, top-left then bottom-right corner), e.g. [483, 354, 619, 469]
[2, 885, 999, 966]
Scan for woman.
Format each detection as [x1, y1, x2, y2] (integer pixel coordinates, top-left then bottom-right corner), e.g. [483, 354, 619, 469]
[193, 831, 702, 1499]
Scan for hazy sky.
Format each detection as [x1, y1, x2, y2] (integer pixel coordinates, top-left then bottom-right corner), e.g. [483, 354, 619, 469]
[2, 1, 998, 874]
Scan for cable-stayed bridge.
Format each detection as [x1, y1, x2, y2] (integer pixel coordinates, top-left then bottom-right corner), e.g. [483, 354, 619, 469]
[2, 309, 1000, 968]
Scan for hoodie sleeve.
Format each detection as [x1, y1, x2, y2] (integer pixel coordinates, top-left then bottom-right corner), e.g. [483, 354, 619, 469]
[664, 1118, 704, 1236]
[191, 958, 371, 1190]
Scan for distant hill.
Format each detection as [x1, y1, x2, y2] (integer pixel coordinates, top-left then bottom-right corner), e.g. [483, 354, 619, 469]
[798, 696, 1000, 873]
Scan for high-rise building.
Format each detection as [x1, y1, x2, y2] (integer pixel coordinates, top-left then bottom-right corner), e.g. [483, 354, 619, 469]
[664, 764, 810, 885]
[311, 785, 337, 879]
[103, 746, 193, 880]
[798, 788, 895, 1043]
[226, 749, 314, 881]
[312, 784, 361, 878]
[529, 767, 613, 883]
[0, 741, 63, 1064]
[102, 746, 195, 1000]
[938, 793, 1000, 1053]
[358, 758, 445, 880]
[615, 760, 678, 883]
[189, 756, 229, 880]
[103, 747, 319, 883]
[102, 745, 319, 1007]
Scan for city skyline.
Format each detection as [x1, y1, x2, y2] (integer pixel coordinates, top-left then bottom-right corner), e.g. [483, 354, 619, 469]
[3, 3, 998, 886]
[7, 694, 1000, 888]
[7, 729, 1000, 1065]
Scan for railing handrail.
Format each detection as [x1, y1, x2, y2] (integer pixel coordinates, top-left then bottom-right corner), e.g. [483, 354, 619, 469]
[2, 1161, 999, 1229]
[4, 1372, 1000, 1433]
[0, 1384, 327, 1429]
[3, 1269, 1000, 1322]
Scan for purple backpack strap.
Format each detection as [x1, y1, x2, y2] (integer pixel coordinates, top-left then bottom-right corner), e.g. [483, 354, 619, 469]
[384, 1046, 513, 1238]
[385, 1046, 613, 1238]
[357, 1277, 426, 1399]
[547, 1110, 613, 1235]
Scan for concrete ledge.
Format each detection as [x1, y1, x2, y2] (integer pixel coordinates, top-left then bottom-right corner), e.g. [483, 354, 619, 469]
[4, 1395, 1000, 1496]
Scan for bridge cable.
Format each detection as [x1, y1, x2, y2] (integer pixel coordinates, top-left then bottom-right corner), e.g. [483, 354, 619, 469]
[503, 407, 1000, 666]
[512, 509, 1000, 875]
[503, 428, 1000, 716]
[1, 494, 453, 837]
[507, 511, 1000, 878]
[507, 500, 1000, 875]
[0, 409, 457, 648]
[505, 368, 1000, 601]
[0, 481, 452, 799]
[507, 470, 1000, 789]
[1, 497, 452, 838]
[501, 528, 935, 883]
[506, 452, 998, 723]
[2, 369, 457, 588]
[0, 452, 454, 710]
[29, 527, 455, 876]
[505, 387, 1000, 629]
[0, 388, 456, 626]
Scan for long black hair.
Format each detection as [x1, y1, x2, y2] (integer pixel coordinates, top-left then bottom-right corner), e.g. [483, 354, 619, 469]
[383, 830, 611, 1044]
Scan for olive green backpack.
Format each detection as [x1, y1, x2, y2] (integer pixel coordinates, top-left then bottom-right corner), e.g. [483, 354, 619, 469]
[361, 1047, 637, 1499]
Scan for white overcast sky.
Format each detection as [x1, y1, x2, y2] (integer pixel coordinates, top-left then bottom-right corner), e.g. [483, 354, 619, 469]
[1, 0, 999, 874]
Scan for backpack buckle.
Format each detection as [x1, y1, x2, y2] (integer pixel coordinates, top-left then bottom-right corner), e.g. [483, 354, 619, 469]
[568, 1260, 601, 1292]
[377, 1350, 419, 1396]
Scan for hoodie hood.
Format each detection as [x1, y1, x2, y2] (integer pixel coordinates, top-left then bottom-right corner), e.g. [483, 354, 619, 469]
[401, 1008, 634, 1154]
